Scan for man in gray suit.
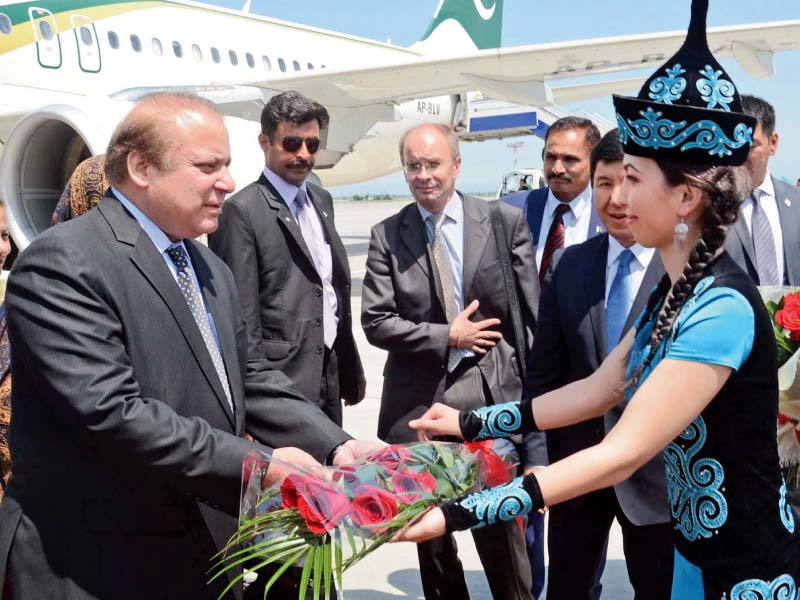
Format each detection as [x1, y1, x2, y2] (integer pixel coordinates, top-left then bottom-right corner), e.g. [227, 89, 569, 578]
[361, 123, 538, 600]
[725, 95, 800, 285]
[524, 130, 672, 599]
[0, 93, 370, 600]
[210, 91, 364, 427]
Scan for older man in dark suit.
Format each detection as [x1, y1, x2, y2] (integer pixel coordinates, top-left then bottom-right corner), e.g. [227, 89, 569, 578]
[210, 92, 364, 427]
[725, 95, 800, 286]
[0, 93, 370, 600]
[362, 123, 538, 600]
[525, 130, 673, 599]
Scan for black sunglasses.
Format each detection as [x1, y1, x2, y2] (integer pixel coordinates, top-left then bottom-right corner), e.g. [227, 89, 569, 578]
[281, 136, 321, 154]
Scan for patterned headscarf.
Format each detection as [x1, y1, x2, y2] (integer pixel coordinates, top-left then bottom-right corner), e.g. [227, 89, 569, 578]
[51, 154, 109, 225]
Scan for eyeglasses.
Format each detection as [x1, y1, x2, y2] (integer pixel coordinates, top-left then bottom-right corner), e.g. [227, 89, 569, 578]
[403, 160, 446, 176]
[281, 136, 321, 154]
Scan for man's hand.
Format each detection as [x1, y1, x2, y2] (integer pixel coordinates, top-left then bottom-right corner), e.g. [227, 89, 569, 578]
[345, 374, 367, 407]
[332, 439, 385, 466]
[262, 447, 322, 488]
[409, 403, 462, 441]
[448, 300, 502, 354]
[392, 507, 447, 543]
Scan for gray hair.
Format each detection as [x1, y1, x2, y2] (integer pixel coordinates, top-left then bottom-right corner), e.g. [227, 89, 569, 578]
[398, 123, 460, 160]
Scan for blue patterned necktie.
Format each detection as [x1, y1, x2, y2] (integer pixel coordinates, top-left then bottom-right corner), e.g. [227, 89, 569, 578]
[605, 249, 635, 355]
[165, 244, 233, 411]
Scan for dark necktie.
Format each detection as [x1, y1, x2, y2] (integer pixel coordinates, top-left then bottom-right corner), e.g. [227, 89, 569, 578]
[429, 212, 461, 372]
[165, 244, 233, 410]
[540, 203, 570, 285]
[605, 249, 635, 355]
[751, 190, 780, 286]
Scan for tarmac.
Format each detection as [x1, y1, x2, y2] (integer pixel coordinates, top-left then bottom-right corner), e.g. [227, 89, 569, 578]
[326, 199, 636, 599]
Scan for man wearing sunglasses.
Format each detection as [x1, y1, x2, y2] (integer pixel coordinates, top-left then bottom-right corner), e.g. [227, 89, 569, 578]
[210, 91, 365, 428]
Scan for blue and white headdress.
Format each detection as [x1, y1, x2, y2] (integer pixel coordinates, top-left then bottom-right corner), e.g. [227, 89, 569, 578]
[613, 0, 755, 166]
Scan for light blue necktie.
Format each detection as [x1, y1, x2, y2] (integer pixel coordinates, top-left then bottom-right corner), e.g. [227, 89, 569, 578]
[605, 249, 635, 355]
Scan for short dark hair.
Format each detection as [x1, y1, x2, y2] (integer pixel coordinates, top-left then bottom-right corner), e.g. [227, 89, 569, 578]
[544, 116, 601, 152]
[741, 95, 776, 138]
[590, 128, 624, 182]
[260, 91, 329, 138]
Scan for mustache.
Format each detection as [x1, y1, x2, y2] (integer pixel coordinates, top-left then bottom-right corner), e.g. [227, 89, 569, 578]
[547, 172, 572, 182]
[287, 159, 313, 169]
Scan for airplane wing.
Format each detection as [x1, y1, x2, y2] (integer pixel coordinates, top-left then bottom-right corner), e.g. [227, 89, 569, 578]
[239, 20, 800, 108]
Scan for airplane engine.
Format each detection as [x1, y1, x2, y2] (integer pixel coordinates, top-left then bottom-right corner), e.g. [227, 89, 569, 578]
[0, 100, 131, 250]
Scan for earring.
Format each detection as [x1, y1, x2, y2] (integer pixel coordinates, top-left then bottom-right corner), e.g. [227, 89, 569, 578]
[674, 217, 689, 247]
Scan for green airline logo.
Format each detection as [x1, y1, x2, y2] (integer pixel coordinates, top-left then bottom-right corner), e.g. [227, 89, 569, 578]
[420, 0, 504, 49]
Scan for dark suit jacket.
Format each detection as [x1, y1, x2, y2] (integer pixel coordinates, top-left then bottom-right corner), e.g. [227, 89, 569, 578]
[0, 196, 350, 600]
[362, 194, 539, 442]
[502, 187, 605, 247]
[523, 233, 670, 526]
[209, 174, 363, 405]
[725, 176, 800, 285]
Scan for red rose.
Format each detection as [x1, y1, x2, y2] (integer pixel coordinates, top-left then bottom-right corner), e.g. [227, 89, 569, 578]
[350, 485, 399, 533]
[282, 475, 350, 533]
[365, 445, 412, 471]
[776, 293, 800, 341]
[465, 441, 514, 488]
[390, 470, 438, 504]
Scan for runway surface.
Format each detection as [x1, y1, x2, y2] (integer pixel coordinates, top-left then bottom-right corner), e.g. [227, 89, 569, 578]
[329, 199, 636, 599]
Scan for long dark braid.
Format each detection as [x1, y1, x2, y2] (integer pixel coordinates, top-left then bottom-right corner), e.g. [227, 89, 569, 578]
[627, 160, 750, 388]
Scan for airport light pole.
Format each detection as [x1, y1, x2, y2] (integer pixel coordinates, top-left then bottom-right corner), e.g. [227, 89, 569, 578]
[507, 141, 524, 170]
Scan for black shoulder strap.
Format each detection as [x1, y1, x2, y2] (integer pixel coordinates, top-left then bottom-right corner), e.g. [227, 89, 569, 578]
[488, 200, 527, 379]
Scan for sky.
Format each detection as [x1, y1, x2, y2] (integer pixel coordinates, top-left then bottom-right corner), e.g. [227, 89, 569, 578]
[210, 0, 800, 196]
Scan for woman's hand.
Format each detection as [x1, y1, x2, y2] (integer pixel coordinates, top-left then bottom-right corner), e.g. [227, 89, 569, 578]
[409, 403, 462, 441]
[392, 507, 447, 543]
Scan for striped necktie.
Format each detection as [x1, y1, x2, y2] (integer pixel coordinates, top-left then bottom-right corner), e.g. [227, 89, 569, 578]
[751, 190, 780, 286]
[540, 203, 570, 285]
[429, 212, 461, 372]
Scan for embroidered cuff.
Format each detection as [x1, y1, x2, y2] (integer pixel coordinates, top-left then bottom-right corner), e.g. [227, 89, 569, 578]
[459, 400, 537, 442]
[441, 474, 544, 533]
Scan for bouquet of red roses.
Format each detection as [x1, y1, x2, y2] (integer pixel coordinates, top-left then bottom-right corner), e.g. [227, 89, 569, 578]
[761, 286, 800, 485]
[209, 441, 515, 599]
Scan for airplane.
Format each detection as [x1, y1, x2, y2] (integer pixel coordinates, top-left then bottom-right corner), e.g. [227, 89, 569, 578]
[0, 0, 799, 249]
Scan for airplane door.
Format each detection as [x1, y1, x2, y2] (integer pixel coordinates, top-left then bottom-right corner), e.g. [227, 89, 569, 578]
[28, 7, 62, 69]
[71, 15, 101, 73]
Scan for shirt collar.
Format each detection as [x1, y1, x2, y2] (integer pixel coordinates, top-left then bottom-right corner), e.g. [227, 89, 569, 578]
[263, 166, 308, 208]
[607, 235, 655, 269]
[111, 187, 175, 254]
[416, 190, 462, 225]
[546, 185, 592, 219]
[754, 170, 775, 199]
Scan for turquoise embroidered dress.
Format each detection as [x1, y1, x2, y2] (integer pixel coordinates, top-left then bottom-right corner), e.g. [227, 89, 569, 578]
[627, 253, 800, 599]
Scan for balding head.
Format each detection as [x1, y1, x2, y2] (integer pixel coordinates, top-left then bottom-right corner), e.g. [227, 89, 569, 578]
[105, 93, 221, 186]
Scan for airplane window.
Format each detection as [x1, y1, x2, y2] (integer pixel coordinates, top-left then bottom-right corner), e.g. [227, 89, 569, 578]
[307, 62, 314, 70]
[246, 53, 255, 68]
[172, 41, 182, 58]
[278, 58, 286, 72]
[229, 50, 238, 66]
[80, 26, 94, 46]
[262, 55, 271, 71]
[39, 20, 54, 41]
[152, 38, 162, 56]
[107, 31, 119, 49]
[0, 14, 11, 36]
[211, 47, 220, 63]
[191, 44, 202, 61]
[292, 60, 300, 71]
[130, 34, 141, 52]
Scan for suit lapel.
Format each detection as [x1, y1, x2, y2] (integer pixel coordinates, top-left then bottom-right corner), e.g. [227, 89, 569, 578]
[258, 175, 317, 272]
[731, 213, 756, 272]
[525, 189, 547, 250]
[99, 196, 236, 429]
[774, 178, 800, 285]
[462, 195, 490, 297]
[399, 204, 431, 279]
[586, 235, 609, 361]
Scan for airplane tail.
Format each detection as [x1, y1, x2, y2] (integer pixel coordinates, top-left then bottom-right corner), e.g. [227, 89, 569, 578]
[412, 0, 504, 54]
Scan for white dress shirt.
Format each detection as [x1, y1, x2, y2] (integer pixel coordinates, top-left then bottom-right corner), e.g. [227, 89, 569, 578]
[263, 167, 339, 347]
[739, 171, 785, 285]
[535, 186, 593, 272]
[604, 237, 656, 307]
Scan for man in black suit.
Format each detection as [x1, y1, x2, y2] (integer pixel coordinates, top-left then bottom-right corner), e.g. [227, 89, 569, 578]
[0, 93, 371, 600]
[524, 130, 673, 599]
[725, 95, 800, 285]
[210, 92, 364, 427]
[362, 123, 538, 600]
